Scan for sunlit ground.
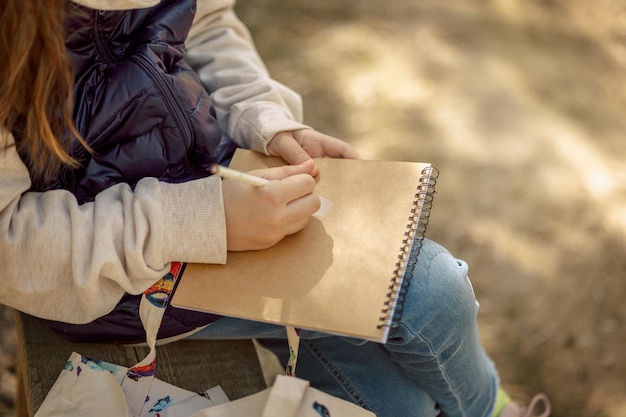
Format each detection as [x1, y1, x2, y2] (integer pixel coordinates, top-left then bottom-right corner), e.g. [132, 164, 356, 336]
[237, 1, 626, 416]
[0, 1, 623, 416]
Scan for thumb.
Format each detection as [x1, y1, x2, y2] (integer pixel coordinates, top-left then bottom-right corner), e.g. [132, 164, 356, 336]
[251, 159, 316, 181]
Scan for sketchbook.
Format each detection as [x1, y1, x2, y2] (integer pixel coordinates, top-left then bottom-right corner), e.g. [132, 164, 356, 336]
[170, 149, 438, 343]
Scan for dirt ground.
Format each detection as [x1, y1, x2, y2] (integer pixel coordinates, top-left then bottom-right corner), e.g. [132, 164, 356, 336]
[1, 1, 625, 416]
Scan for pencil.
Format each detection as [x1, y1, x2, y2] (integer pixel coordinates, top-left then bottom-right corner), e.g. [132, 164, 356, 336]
[210, 164, 270, 187]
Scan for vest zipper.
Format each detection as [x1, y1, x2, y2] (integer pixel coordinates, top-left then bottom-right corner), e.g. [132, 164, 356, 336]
[94, 11, 117, 65]
[92, 11, 193, 147]
[130, 54, 194, 148]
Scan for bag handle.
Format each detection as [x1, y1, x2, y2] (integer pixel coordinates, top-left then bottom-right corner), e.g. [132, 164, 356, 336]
[121, 262, 184, 417]
[285, 326, 301, 376]
[262, 372, 309, 417]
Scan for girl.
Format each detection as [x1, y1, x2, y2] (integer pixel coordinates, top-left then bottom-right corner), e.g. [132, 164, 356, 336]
[0, 0, 549, 416]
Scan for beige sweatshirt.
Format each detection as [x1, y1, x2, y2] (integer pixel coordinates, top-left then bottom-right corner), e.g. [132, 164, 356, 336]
[0, 0, 309, 323]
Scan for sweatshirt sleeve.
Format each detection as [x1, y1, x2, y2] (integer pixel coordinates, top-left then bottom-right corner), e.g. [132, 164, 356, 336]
[185, 0, 311, 154]
[0, 129, 226, 323]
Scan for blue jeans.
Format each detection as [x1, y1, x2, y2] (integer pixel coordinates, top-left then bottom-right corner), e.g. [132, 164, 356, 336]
[186, 239, 498, 417]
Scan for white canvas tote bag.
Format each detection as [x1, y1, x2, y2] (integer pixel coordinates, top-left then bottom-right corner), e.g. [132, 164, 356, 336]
[35, 263, 229, 417]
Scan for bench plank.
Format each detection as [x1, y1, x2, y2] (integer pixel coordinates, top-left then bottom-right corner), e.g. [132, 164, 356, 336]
[14, 311, 266, 416]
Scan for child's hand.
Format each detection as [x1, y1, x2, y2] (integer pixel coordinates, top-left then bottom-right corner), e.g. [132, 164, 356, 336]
[222, 160, 320, 251]
[267, 130, 361, 176]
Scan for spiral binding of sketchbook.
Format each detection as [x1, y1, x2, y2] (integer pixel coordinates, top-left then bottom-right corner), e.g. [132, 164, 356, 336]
[379, 166, 439, 331]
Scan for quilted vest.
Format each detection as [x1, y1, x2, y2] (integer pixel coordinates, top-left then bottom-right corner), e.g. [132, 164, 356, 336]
[43, 0, 233, 343]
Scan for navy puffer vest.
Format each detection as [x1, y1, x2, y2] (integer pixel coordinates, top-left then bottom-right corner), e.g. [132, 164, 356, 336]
[43, 0, 234, 343]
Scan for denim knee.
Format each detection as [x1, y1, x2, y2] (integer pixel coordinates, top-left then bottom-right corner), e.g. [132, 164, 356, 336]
[388, 239, 479, 347]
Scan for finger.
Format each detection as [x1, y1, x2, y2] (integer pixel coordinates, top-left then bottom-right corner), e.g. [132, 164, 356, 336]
[329, 140, 362, 159]
[322, 139, 361, 159]
[268, 132, 314, 165]
[281, 193, 322, 235]
[250, 160, 316, 182]
[293, 130, 362, 160]
[266, 173, 317, 204]
[287, 192, 322, 218]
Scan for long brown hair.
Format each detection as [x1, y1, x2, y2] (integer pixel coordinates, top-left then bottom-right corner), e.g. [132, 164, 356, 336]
[0, 0, 88, 185]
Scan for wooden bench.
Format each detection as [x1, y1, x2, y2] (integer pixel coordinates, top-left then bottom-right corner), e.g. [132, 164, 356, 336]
[14, 311, 268, 417]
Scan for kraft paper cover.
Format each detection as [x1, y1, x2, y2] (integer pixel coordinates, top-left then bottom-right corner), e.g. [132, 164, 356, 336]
[171, 149, 433, 343]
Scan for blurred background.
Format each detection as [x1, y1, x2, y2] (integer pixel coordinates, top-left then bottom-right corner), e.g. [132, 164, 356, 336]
[1, 1, 624, 416]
